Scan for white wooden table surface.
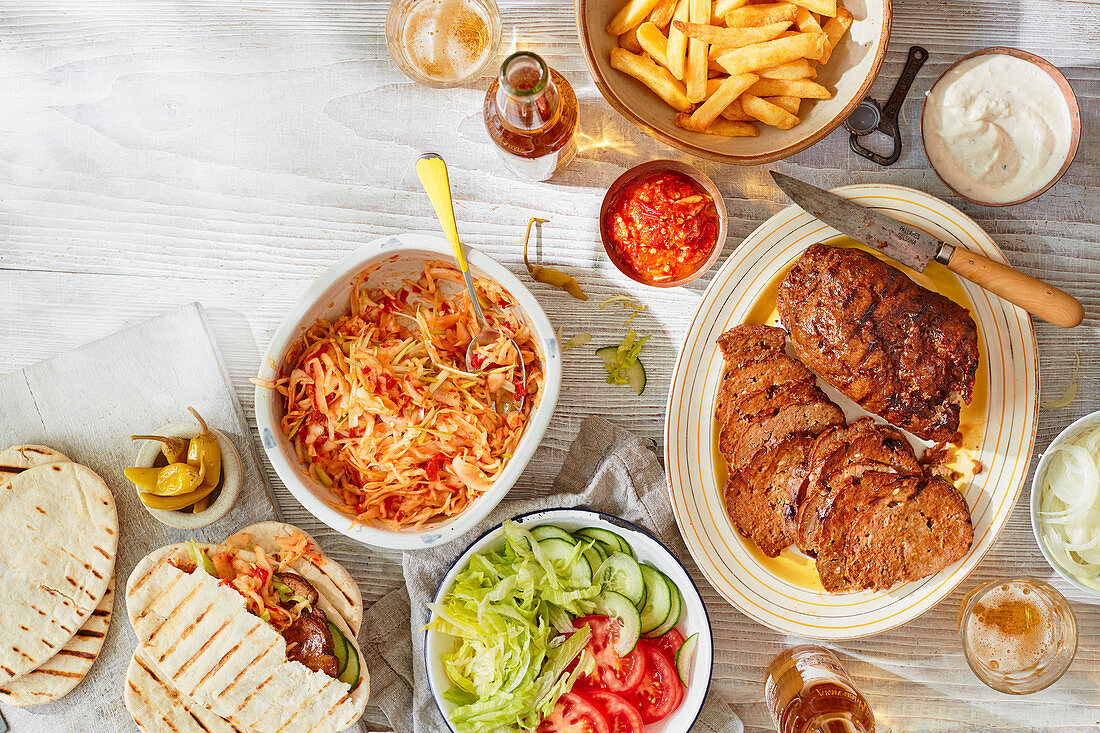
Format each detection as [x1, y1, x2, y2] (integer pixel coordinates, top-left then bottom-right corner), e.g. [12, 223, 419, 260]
[1, 1, 1097, 731]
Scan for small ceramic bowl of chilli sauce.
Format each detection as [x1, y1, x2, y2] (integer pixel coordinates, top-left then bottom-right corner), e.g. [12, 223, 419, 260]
[599, 160, 727, 287]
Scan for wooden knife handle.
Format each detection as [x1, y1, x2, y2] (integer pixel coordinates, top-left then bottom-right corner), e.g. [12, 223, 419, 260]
[946, 247, 1084, 328]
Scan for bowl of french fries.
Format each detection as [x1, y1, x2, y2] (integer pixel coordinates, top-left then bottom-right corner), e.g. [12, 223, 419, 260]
[576, 0, 891, 164]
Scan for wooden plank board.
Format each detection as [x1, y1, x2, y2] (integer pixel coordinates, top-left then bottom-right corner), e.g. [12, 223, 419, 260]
[0, 304, 279, 733]
[0, 1, 1097, 731]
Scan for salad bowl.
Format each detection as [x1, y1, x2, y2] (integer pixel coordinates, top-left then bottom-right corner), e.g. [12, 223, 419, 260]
[254, 233, 562, 550]
[426, 508, 714, 733]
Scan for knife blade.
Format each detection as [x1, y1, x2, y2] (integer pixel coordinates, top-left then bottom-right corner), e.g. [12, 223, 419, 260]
[768, 171, 1085, 328]
[769, 171, 953, 272]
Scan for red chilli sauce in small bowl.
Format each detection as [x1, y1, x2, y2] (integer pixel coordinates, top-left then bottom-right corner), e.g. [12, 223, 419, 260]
[603, 170, 720, 285]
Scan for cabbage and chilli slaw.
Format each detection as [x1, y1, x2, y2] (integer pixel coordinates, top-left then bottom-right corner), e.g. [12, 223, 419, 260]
[262, 261, 542, 530]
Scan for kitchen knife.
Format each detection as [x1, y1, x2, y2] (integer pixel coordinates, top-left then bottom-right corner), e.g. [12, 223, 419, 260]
[770, 172, 1085, 328]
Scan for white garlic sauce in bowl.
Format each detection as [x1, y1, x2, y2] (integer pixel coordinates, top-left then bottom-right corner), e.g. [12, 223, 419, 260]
[922, 53, 1074, 205]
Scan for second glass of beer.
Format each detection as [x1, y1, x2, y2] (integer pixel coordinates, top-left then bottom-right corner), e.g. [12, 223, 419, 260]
[958, 577, 1077, 694]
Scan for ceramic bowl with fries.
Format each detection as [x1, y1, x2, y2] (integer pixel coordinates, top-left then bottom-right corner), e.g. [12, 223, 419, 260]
[576, 0, 891, 164]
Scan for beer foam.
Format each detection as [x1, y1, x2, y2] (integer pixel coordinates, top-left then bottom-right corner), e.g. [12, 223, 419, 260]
[965, 584, 1056, 675]
[401, 0, 491, 82]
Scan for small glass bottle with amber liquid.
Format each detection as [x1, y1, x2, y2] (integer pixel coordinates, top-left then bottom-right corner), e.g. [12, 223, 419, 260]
[765, 646, 875, 733]
[483, 50, 578, 181]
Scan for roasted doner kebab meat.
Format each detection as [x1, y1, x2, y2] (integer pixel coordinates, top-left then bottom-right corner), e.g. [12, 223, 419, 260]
[714, 326, 974, 592]
[777, 243, 979, 443]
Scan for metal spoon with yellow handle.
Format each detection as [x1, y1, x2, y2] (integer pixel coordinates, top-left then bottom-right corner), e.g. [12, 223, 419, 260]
[415, 152, 527, 410]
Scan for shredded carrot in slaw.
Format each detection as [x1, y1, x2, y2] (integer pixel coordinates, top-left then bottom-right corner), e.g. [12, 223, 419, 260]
[269, 261, 542, 530]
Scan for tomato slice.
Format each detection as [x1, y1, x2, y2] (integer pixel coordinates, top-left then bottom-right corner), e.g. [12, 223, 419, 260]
[538, 692, 611, 733]
[581, 690, 644, 733]
[573, 615, 646, 693]
[629, 641, 685, 724]
[652, 628, 686, 662]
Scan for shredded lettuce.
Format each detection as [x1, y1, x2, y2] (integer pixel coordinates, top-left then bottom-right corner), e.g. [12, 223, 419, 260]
[426, 521, 599, 732]
[186, 539, 217, 576]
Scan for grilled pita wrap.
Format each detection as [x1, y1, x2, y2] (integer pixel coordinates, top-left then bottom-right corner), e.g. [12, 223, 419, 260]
[125, 525, 368, 733]
[0, 575, 114, 705]
[0, 462, 117, 685]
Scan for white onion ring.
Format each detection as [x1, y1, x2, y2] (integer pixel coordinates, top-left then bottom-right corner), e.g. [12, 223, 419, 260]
[1039, 425, 1100, 586]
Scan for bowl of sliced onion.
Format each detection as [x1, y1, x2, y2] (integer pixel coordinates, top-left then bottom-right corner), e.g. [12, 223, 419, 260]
[1031, 409, 1100, 599]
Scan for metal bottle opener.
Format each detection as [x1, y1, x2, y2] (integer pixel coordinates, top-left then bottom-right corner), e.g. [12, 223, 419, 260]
[844, 46, 928, 166]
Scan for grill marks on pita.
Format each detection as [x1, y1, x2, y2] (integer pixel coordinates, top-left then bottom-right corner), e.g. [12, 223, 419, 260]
[0, 460, 117, 689]
[714, 325, 974, 592]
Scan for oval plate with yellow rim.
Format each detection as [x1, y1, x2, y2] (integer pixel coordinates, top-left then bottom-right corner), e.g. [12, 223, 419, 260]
[664, 183, 1038, 639]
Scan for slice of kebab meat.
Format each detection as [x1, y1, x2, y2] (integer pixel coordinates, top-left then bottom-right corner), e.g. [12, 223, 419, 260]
[794, 418, 923, 556]
[275, 572, 338, 677]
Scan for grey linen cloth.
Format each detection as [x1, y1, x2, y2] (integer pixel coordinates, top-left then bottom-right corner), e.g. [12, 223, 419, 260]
[359, 416, 743, 733]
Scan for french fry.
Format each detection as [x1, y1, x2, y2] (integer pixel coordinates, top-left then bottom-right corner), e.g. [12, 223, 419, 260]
[620, 26, 644, 54]
[637, 22, 671, 69]
[758, 58, 817, 79]
[741, 93, 800, 129]
[685, 0, 710, 102]
[719, 98, 752, 121]
[793, 6, 823, 33]
[724, 2, 798, 28]
[607, 0, 664, 35]
[716, 32, 828, 74]
[791, 0, 836, 17]
[747, 77, 831, 98]
[766, 95, 801, 114]
[676, 112, 759, 136]
[818, 6, 853, 64]
[666, 0, 690, 80]
[683, 72, 758, 129]
[647, 0, 678, 29]
[713, 0, 751, 18]
[675, 20, 789, 48]
[610, 47, 695, 112]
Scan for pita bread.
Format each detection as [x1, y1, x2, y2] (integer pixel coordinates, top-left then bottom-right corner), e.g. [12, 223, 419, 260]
[0, 444, 72, 481]
[230, 521, 363, 635]
[0, 575, 114, 705]
[125, 646, 248, 733]
[127, 561, 368, 733]
[0, 462, 117, 684]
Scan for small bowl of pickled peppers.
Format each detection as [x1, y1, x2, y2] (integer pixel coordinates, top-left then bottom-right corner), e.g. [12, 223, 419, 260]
[124, 407, 242, 529]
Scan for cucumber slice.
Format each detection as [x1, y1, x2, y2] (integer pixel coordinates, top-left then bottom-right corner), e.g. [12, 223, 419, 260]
[530, 525, 576, 544]
[538, 537, 593, 587]
[339, 635, 361, 687]
[592, 590, 642, 656]
[643, 572, 682, 638]
[582, 545, 605, 574]
[594, 553, 646, 609]
[638, 565, 673, 635]
[327, 619, 348, 677]
[676, 633, 699, 687]
[576, 527, 633, 559]
[596, 346, 647, 395]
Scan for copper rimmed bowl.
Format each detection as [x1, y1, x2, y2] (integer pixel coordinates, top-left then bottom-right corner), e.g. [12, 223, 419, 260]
[919, 47, 1081, 207]
[576, 0, 891, 164]
[599, 159, 728, 287]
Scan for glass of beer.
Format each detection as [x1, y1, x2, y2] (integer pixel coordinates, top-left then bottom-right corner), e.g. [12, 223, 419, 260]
[958, 577, 1077, 694]
[386, 0, 501, 88]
